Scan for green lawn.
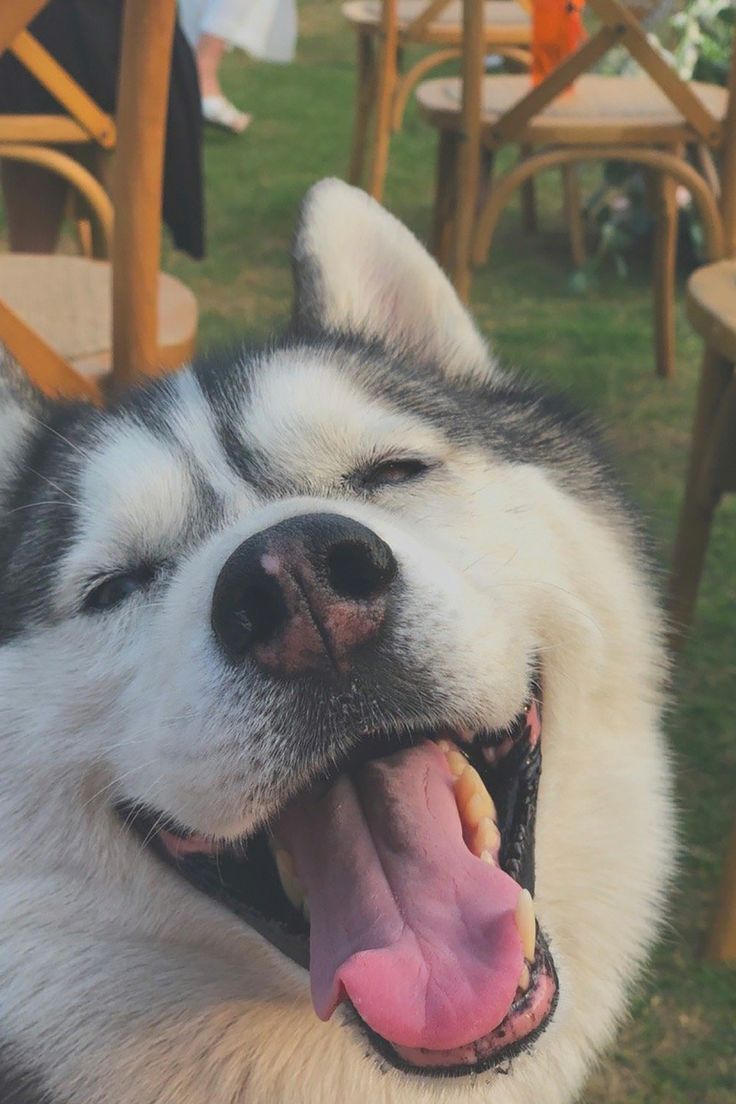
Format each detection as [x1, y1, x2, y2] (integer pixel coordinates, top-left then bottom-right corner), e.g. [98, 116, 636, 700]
[155, 3, 728, 1098]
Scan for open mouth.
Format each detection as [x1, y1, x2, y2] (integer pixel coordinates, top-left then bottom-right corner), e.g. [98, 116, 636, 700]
[120, 682, 558, 1077]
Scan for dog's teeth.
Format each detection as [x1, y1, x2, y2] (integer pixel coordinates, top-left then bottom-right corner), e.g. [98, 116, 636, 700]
[436, 738, 453, 753]
[480, 849, 494, 864]
[446, 749, 468, 778]
[455, 765, 495, 822]
[518, 963, 531, 992]
[275, 849, 304, 911]
[470, 816, 501, 857]
[515, 888, 536, 962]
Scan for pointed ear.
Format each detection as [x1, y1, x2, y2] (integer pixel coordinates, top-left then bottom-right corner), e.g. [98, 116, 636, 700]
[291, 179, 496, 383]
[0, 350, 43, 484]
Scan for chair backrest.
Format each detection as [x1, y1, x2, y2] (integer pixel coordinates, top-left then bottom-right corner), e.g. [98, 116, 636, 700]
[0, 0, 179, 402]
[0, 0, 116, 150]
[478, 0, 725, 151]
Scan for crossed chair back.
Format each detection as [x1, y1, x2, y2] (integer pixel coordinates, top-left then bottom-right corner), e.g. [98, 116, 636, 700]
[0, 0, 193, 404]
[0, 1, 116, 254]
[449, 0, 733, 297]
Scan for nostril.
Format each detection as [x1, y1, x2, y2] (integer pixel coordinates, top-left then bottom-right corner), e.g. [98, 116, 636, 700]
[326, 538, 397, 601]
[215, 575, 288, 659]
[239, 577, 288, 643]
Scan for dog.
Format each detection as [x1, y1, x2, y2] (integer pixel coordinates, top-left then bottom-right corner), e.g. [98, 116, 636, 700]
[0, 179, 674, 1104]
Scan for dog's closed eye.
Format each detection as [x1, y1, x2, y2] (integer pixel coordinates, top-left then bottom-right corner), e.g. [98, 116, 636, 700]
[354, 458, 433, 491]
[82, 565, 158, 613]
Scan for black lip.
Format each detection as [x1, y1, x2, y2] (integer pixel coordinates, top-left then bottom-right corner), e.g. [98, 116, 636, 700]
[118, 686, 552, 1075]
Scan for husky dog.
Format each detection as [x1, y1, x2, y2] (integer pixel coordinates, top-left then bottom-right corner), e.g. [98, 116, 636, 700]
[0, 180, 673, 1104]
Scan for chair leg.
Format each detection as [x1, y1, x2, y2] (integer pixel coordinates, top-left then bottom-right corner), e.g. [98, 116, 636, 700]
[367, 29, 398, 201]
[431, 129, 460, 270]
[651, 167, 679, 378]
[709, 818, 736, 962]
[347, 32, 377, 188]
[562, 164, 586, 268]
[520, 145, 537, 234]
[668, 349, 732, 649]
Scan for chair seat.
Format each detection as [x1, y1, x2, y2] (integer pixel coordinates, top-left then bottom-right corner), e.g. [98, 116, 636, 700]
[0, 254, 197, 377]
[687, 260, 736, 364]
[342, 0, 531, 46]
[416, 73, 728, 144]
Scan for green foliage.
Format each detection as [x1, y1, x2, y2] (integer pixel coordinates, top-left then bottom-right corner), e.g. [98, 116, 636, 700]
[671, 0, 735, 83]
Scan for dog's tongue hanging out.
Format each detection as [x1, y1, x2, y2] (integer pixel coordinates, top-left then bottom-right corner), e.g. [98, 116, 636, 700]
[276, 741, 524, 1051]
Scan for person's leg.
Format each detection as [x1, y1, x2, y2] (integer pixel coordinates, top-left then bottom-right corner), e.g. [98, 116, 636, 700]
[197, 31, 251, 133]
[196, 31, 228, 98]
[1, 161, 68, 253]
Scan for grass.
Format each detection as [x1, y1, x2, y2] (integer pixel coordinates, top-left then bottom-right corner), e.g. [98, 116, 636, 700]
[12, 1, 736, 1097]
[171, 6, 735, 1100]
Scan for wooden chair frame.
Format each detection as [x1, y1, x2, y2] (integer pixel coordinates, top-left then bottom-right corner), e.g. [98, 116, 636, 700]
[667, 41, 736, 964]
[0, 0, 184, 401]
[347, 0, 532, 201]
[0, 0, 118, 249]
[436, 0, 731, 378]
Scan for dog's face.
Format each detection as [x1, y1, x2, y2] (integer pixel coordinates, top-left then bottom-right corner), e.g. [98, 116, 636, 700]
[0, 182, 673, 1104]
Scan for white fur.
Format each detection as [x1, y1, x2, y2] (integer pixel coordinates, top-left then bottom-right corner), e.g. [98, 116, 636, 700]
[294, 179, 496, 383]
[0, 182, 674, 1104]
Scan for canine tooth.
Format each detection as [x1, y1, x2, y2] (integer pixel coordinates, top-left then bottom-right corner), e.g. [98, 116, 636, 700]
[275, 848, 295, 879]
[464, 790, 498, 829]
[480, 849, 494, 864]
[275, 849, 304, 911]
[518, 963, 531, 992]
[470, 816, 501, 857]
[515, 888, 536, 962]
[446, 750, 468, 778]
[436, 738, 453, 753]
[455, 765, 493, 818]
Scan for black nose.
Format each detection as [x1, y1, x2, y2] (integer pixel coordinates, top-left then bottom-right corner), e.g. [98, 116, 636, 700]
[211, 513, 398, 676]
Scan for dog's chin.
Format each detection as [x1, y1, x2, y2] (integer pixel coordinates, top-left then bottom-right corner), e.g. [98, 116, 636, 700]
[118, 675, 559, 1078]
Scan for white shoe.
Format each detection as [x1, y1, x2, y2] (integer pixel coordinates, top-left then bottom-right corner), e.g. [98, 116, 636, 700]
[202, 94, 252, 134]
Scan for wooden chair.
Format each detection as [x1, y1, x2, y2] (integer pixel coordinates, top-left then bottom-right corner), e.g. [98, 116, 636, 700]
[344, 0, 532, 202]
[667, 44, 736, 965]
[0, 0, 198, 403]
[0, 0, 116, 259]
[417, 0, 732, 379]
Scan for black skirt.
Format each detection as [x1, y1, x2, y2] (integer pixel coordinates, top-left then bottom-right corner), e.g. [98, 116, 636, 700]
[0, 0, 205, 259]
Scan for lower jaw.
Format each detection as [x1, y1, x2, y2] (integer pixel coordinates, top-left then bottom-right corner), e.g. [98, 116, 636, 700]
[362, 941, 559, 1076]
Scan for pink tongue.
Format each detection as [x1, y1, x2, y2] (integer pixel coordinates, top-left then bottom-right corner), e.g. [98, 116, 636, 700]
[276, 741, 524, 1051]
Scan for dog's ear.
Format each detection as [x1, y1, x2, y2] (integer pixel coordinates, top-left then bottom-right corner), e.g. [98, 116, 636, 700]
[291, 179, 495, 383]
[0, 351, 41, 483]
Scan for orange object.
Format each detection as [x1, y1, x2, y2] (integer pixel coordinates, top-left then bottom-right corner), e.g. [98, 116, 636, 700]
[532, 0, 586, 85]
